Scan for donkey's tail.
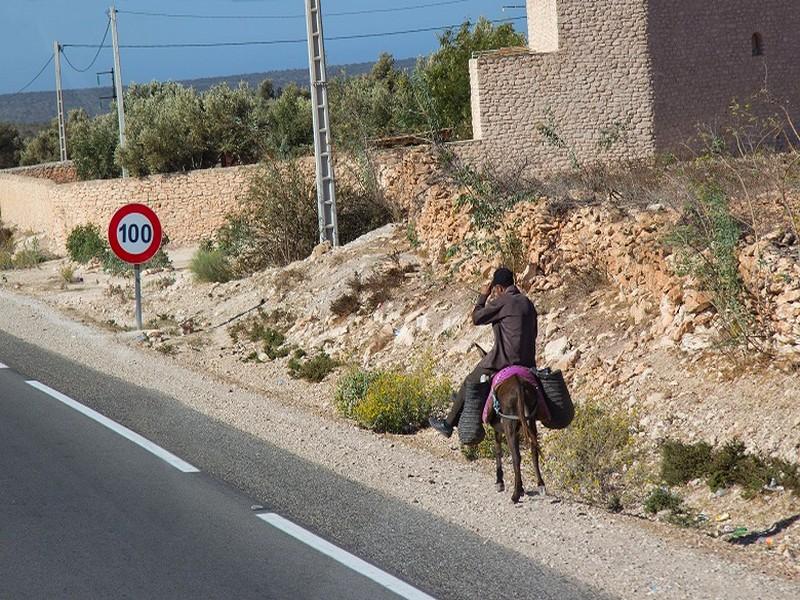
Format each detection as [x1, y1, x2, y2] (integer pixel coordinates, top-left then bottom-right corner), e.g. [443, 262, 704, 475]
[516, 377, 533, 444]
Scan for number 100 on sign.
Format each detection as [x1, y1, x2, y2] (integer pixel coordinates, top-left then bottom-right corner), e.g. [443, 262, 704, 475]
[108, 203, 163, 264]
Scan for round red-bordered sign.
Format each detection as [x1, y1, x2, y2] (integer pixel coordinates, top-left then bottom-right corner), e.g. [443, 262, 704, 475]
[108, 203, 163, 264]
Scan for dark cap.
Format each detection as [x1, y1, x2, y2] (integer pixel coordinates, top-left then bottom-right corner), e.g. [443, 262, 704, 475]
[491, 267, 514, 288]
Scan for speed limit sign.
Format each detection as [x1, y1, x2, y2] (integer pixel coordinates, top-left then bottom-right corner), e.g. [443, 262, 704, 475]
[108, 203, 162, 264]
[108, 203, 163, 330]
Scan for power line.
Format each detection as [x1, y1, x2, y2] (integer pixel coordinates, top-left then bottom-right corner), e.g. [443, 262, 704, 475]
[117, 1, 470, 21]
[61, 18, 111, 73]
[62, 16, 526, 50]
[13, 54, 54, 94]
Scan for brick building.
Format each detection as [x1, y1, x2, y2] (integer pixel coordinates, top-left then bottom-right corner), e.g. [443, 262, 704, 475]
[460, 0, 800, 172]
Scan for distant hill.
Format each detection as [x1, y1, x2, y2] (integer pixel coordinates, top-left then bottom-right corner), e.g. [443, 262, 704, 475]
[0, 57, 417, 126]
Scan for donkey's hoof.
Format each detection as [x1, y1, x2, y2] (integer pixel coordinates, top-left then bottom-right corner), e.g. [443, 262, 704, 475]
[496, 482, 505, 492]
[511, 494, 521, 504]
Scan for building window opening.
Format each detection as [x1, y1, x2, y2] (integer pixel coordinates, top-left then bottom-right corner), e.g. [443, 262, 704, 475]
[752, 33, 764, 56]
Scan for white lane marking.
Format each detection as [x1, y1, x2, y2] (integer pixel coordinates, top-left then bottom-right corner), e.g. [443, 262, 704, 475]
[258, 513, 437, 600]
[0, 362, 8, 369]
[25, 380, 200, 473]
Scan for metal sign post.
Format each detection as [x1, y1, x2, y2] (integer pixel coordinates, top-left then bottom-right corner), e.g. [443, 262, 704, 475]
[133, 264, 143, 330]
[108, 204, 162, 330]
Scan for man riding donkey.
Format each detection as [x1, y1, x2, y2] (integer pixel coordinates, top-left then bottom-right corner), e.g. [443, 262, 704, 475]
[429, 267, 537, 439]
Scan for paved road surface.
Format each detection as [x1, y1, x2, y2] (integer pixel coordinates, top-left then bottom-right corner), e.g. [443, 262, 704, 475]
[0, 330, 605, 599]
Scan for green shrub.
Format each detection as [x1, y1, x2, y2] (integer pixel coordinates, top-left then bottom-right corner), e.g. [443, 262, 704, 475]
[189, 248, 233, 283]
[661, 440, 713, 486]
[644, 487, 683, 515]
[101, 238, 172, 277]
[461, 426, 507, 461]
[66, 224, 106, 264]
[542, 399, 639, 504]
[288, 352, 339, 383]
[658, 439, 800, 497]
[351, 370, 450, 434]
[335, 367, 382, 419]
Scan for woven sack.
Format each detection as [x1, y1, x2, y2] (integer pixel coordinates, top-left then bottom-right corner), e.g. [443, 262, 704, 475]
[535, 368, 574, 430]
[458, 381, 489, 445]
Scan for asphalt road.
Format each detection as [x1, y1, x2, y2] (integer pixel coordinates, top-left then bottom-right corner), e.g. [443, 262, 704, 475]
[0, 329, 606, 600]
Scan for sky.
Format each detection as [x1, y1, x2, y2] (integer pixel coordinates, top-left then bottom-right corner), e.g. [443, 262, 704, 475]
[1, 0, 526, 95]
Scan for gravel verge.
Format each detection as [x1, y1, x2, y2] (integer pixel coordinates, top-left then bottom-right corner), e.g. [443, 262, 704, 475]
[0, 287, 797, 599]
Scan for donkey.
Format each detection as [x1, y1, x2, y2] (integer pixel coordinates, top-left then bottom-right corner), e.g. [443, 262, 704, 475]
[474, 345, 546, 504]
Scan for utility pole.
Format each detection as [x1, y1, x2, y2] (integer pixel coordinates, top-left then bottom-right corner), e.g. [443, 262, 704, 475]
[53, 41, 67, 162]
[305, 0, 339, 246]
[109, 5, 128, 178]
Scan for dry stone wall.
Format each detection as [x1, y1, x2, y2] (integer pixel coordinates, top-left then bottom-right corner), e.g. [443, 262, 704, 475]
[0, 164, 259, 252]
[2, 161, 77, 184]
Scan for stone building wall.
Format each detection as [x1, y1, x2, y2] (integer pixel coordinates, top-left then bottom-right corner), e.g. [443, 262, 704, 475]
[647, 0, 800, 153]
[467, 0, 656, 174]
[466, 0, 800, 172]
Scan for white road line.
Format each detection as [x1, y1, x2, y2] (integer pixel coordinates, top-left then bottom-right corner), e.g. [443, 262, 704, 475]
[25, 380, 200, 473]
[258, 513, 437, 600]
[0, 362, 8, 369]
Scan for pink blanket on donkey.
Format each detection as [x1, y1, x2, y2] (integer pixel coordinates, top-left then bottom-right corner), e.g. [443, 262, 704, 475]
[482, 365, 551, 424]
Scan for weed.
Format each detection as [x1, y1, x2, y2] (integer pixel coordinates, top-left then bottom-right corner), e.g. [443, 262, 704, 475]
[406, 221, 420, 248]
[288, 352, 339, 383]
[12, 238, 51, 269]
[189, 248, 233, 283]
[148, 275, 176, 290]
[59, 264, 76, 284]
[105, 283, 130, 301]
[644, 487, 683, 515]
[156, 344, 176, 356]
[666, 184, 756, 349]
[228, 310, 291, 359]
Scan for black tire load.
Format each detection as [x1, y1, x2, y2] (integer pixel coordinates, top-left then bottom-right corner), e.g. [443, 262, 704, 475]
[535, 368, 574, 430]
[458, 381, 489, 446]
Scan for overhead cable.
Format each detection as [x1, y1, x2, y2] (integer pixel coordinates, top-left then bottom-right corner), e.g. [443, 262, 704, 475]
[117, 1, 471, 21]
[13, 54, 54, 94]
[62, 16, 526, 50]
[61, 18, 112, 73]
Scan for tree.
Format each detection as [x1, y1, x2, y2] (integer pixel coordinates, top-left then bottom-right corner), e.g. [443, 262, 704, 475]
[418, 18, 526, 137]
[20, 119, 60, 166]
[258, 79, 276, 102]
[203, 83, 262, 166]
[262, 84, 313, 158]
[117, 82, 208, 176]
[0, 123, 22, 168]
[69, 109, 120, 180]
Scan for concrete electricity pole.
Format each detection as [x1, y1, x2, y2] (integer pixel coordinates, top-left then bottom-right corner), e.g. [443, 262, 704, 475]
[305, 0, 339, 246]
[53, 41, 67, 162]
[109, 5, 128, 178]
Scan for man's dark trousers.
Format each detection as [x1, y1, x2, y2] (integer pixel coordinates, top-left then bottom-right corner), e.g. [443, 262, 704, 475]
[446, 364, 496, 426]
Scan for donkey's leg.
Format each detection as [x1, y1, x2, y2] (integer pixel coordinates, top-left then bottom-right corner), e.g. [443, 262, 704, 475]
[505, 421, 523, 503]
[493, 426, 505, 492]
[529, 419, 546, 496]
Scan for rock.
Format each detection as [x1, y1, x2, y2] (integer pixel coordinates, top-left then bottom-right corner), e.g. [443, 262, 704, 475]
[683, 290, 713, 314]
[311, 241, 332, 259]
[394, 324, 416, 347]
[544, 336, 570, 364]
